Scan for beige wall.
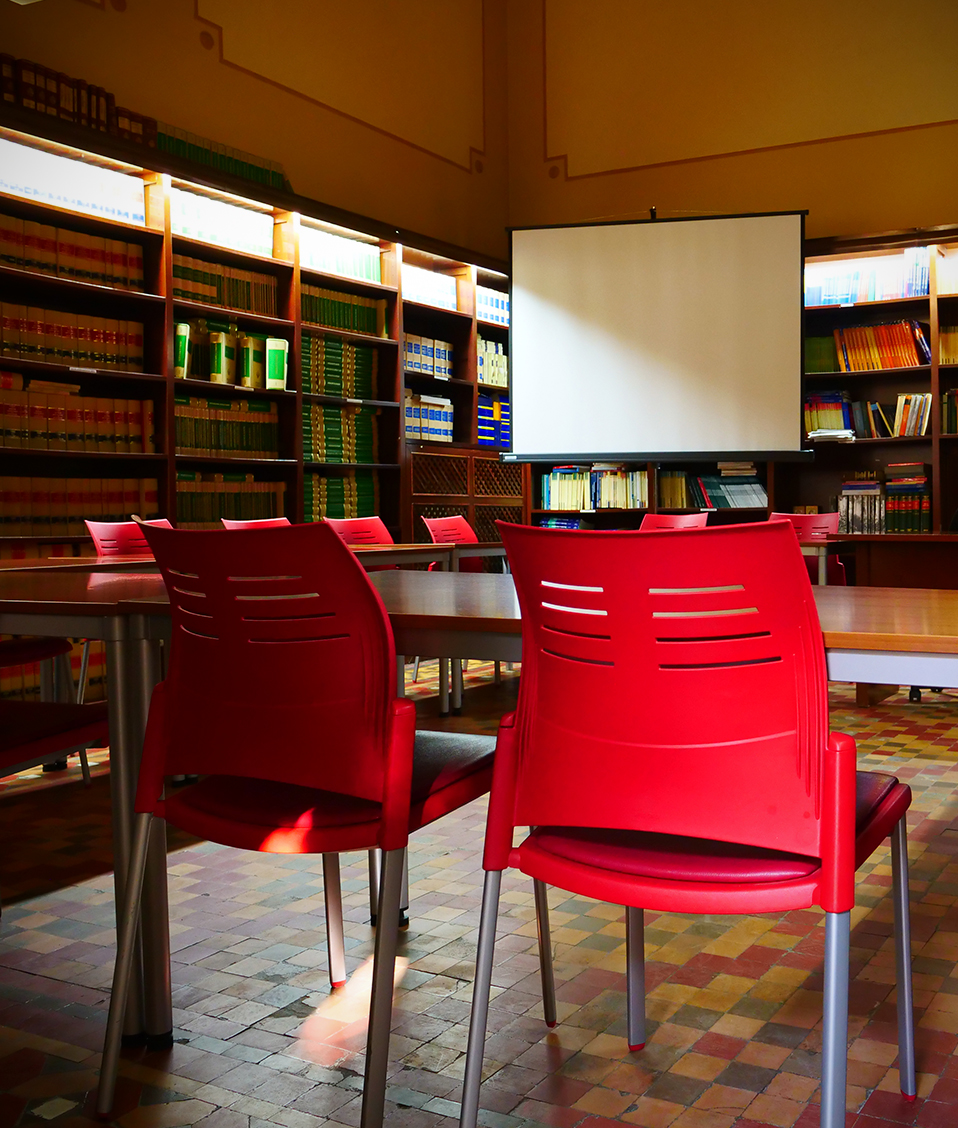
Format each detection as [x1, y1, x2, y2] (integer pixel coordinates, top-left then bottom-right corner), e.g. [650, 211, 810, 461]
[0, 0, 510, 259]
[3, 0, 958, 256]
[508, 0, 958, 242]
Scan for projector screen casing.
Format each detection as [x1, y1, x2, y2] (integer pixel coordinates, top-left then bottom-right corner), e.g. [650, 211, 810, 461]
[506, 212, 804, 463]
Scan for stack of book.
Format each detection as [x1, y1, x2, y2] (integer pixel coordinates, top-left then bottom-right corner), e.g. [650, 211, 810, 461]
[477, 393, 509, 448]
[302, 404, 379, 463]
[537, 516, 582, 529]
[175, 472, 286, 527]
[941, 326, 958, 365]
[805, 336, 840, 373]
[300, 227, 382, 284]
[804, 248, 929, 305]
[476, 286, 510, 325]
[590, 465, 648, 509]
[301, 336, 376, 398]
[174, 321, 287, 389]
[0, 476, 160, 534]
[403, 393, 453, 442]
[832, 321, 930, 371]
[157, 130, 288, 191]
[838, 477, 884, 534]
[0, 306, 144, 369]
[169, 189, 274, 257]
[885, 462, 930, 533]
[403, 334, 453, 377]
[402, 264, 458, 310]
[540, 466, 590, 511]
[174, 396, 279, 458]
[805, 391, 932, 439]
[0, 384, 155, 452]
[304, 470, 378, 521]
[657, 469, 768, 509]
[302, 284, 386, 337]
[172, 255, 279, 316]
[477, 336, 508, 386]
[0, 212, 145, 289]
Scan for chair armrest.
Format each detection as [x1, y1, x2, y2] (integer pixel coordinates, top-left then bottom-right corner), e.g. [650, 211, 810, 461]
[380, 697, 417, 851]
[483, 711, 520, 871]
[820, 730, 858, 912]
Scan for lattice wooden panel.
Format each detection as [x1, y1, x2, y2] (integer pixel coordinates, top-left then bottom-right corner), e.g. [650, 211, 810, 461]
[412, 504, 468, 542]
[475, 504, 523, 542]
[411, 452, 468, 496]
[475, 458, 523, 498]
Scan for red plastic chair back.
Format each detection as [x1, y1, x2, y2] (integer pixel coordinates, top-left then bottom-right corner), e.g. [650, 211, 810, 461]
[638, 512, 708, 531]
[324, 516, 393, 546]
[422, 514, 483, 573]
[497, 519, 829, 860]
[771, 512, 839, 540]
[771, 512, 846, 585]
[140, 522, 395, 802]
[85, 518, 172, 556]
[221, 518, 292, 530]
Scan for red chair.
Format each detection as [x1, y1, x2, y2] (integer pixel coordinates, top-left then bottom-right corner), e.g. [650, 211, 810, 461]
[458, 520, 915, 1128]
[421, 514, 484, 573]
[221, 517, 291, 529]
[96, 522, 495, 1127]
[324, 515, 393, 545]
[638, 511, 708, 531]
[771, 511, 846, 585]
[85, 518, 173, 556]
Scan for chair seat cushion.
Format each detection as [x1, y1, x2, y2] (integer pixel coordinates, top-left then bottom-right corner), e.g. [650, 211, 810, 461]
[530, 770, 902, 885]
[0, 637, 73, 668]
[166, 729, 496, 848]
[0, 700, 108, 764]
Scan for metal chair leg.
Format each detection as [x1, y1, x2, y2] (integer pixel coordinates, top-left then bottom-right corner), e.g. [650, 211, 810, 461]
[892, 818, 916, 1098]
[412, 656, 421, 682]
[96, 812, 153, 1116]
[400, 846, 409, 927]
[323, 854, 346, 988]
[626, 906, 646, 1050]
[493, 661, 501, 684]
[459, 870, 502, 1128]
[451, 659, 463, 713]
[533, 879, 556, 1027]
[360, 848, 405, 1128]
[78, 747, 92, 786]
[820, 911, 850, 1128]
[77, 641, 90, 705]
[368, 848, 381, 926]
[439, 658, 450, 715]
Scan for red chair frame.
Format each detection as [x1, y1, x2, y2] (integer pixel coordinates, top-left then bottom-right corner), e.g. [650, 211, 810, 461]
[221, 517, 292, 529]
[771, 511, 846, 586]
[638, 511, 708, 531]
[458, 520, 915, 1128]
[85, 518, 172, 556]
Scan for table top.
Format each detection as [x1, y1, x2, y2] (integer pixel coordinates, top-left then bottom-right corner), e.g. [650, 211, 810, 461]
[0, 567, 955, 656]
[0, 554, 158, 572]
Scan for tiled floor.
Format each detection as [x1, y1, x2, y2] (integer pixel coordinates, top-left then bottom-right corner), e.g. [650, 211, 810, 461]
[2, 669, 958, 1128]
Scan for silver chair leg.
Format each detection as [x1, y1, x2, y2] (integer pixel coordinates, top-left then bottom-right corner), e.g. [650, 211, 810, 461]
[55, 651, 77, 703]
[400, 847, 409, 923]
[892, 817, 916, 1098]
[77, 641, 90, 705]
[820, 910, 850, 1128]
[78, 747, 92, 786]
[412, 656, 421, 682]
[96, 812, 153, 1116]
[532, 879, 556, 1027]
[439, 658, 450, 715]
[626, 906, 646, 1050]
[368, 848, 381, 925]
[451, 659, 463, 712]
[459, 870, 502, 1128]
[360, 848, 405, 1128]
[323, 854, 346, 988]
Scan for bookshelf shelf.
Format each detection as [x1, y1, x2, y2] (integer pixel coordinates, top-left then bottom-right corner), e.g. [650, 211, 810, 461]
[0, 264, 164, 305]
[174, 377, 295, 400]
[804, 366, 932, 380]
[0, 358, 166, 384]
[300, 265, 397, 297]
[172, 299, 294, 331]
[301, 324, 396, 348]
[302, 392, 399, 409]
[305, 461, 400, 470]
[477, 381, 509, 394]
[175, 455, 296, 465]
[171, 235, 293, 273]
[0, 188, 162, 240]
[805, 296, 931, 312]
[402, 299, 472, 321]
[0, 448, 166, 461]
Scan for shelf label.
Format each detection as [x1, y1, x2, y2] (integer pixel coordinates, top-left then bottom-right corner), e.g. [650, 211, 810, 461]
[69, 367, 97, 374]
[346, 397, 361, 404]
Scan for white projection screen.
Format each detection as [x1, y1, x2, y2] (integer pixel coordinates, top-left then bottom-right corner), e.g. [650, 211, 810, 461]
[508, 213, 804, 461]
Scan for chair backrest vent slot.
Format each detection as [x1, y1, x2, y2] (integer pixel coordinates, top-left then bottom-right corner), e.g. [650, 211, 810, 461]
[228, 575, 302, 583]
[242, 612, 335, 623]
[249, 634, 349, 644]
[659, 656, 782, 670]
[652, 607, 757, 619]
[656, 630, 771, 644]
[541, 580, 605, 593]
[542, 625, 612, 642]
[180, 624, 218, 640]
[542, 648, 614, 667]
[234, 592, 320, 602]
[167, 569, 199, 579]
[649, 585, 745, 595]
[541, 601, 608, 617]
[172, 586, 207, 599]
[181, 608, 214, 621]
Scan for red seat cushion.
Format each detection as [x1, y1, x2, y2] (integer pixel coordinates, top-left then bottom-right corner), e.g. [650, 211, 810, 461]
[0, 700, 109, 772]
[530, 770, 902, 885]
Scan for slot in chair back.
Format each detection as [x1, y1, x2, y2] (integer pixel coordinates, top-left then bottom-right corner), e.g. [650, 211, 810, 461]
[85, 518, 172, 555]
[495, 519, 832, 865]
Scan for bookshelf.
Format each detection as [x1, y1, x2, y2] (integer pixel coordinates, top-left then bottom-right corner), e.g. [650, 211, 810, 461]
[0, 125, 517, 545]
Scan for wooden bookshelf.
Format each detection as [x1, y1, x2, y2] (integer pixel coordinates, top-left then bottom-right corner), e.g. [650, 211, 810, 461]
[0, 127, 518, 545]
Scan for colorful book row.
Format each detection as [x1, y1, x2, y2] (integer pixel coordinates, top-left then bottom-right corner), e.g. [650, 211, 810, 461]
[0, 213, 145, 290]
[302, 404, 379, 463]
[832, 321, 930, 372]
[301, 336, 376, 399]
[403, 334, 454, 378]
[0, 305, 144, 370]
[170, 188, 274, 259]
[172, 255, 279, 316]
[303, 470, 379, 521]
[173, 321, 287, 388]
[403, 393, 453, 443]
[0, 390, 155, 452]
[0, 476, 160, 536]
[805, 392, 932, 438]
[301, 284, 386, 337]
[476, 286, 510, 326]
[0, 636, 106, 705]
[804, 248, 929, 306]
[477, 336, 508, 387]
[174, 396, 279, 459]
[590, 466, 648, 510]
[175, 472, 286, 527]
[478, 393, 509, 448]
